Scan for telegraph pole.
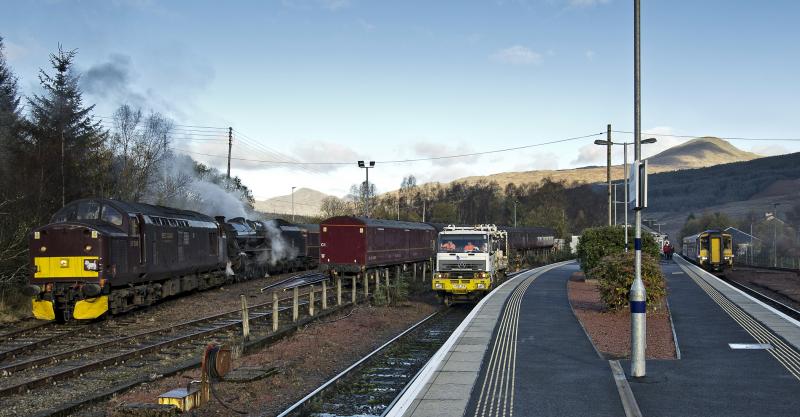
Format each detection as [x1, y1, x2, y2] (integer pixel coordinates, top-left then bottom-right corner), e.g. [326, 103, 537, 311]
[227, 127, 233, 181]
[630, 0, 647, 378]
[606, 124, 612, 226]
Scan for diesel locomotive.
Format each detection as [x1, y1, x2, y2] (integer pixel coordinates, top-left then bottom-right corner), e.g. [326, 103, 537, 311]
[681, 229, 734, 272]
[27, 198, 318, 322]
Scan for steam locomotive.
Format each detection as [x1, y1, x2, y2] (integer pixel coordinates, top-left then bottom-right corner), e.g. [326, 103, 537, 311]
[27, 198, 318, 322]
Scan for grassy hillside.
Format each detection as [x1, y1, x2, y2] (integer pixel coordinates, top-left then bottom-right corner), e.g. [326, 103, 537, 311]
[647, 152, 800, 213]
[449, 137, 761, 190]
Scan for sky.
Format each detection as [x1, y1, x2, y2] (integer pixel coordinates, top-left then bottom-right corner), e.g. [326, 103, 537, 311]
[3, 0, 800, 201]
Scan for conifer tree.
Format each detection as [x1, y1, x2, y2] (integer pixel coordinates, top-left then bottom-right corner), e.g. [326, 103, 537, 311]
[0, 36, 22, 195]
[25, 45, 110, 217]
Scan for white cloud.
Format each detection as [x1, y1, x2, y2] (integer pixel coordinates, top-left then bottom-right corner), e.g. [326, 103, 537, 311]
[490, 45, 542, 65]
[2, 39, 27, 62]
[292, 140, 361, 173]
[282, 0, 351, 10]
[321, 0, 351, 10]
[412, 141, 480, 167]
[357, 18, 375, 32]
[572, 143, 605, 165]
[750, 144, 789, 156]
[513, 151, 560, 171]
[568, 0, 610, 7]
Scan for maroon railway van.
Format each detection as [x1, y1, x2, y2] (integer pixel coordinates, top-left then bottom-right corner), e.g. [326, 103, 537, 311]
[319, 216, 436, 273]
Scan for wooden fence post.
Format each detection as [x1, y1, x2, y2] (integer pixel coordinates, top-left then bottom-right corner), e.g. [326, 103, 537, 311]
[322, 280, 328, 310]
[336, 277, 342, 306]
[364, 272, 369, 299]
[309, 285, 315, 316]
[272, 291, 279, 332]
[352, 275, 358, 304]
[385, 269, 391, 305]
[292, 286, 299, 322]
[240, 294, 250, 341]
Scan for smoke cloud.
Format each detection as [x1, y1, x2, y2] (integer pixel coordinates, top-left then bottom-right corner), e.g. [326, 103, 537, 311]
[144, 153, 249, 220]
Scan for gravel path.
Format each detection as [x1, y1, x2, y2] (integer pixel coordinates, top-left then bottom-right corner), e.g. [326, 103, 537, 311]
[568, 273, 677, 360]
[88, 301, 439, 417]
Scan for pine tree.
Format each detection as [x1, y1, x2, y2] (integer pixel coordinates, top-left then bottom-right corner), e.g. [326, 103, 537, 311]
[0, 36, 22, 196]
[25, 45, 110, 217]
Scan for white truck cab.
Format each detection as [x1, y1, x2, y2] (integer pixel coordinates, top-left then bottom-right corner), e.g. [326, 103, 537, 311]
[432, 225, 508, 304]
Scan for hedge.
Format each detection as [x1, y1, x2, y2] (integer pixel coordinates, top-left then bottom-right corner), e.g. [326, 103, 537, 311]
[590, 251, 666, 311]
[575, 226, 659, 275]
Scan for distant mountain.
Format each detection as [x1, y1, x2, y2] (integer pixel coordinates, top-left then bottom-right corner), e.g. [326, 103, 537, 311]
[643, 151, 800, 243]
[449, 137, 762, 189]
[647, 136, 761, 169]
[254, 188, 331, 217]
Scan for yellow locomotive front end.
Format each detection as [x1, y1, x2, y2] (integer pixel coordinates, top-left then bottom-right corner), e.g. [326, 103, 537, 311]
[433, 271, 492, 298]
[27, 203, 114, 322]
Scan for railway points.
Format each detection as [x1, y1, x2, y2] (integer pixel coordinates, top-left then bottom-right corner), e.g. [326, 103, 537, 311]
[386, 258, 800, 417]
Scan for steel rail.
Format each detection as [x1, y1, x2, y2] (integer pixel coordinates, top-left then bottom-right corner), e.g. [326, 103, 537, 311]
[275, 310, 441, 417]
[0, 289, 334, 396]
[0, 273, 325, 373]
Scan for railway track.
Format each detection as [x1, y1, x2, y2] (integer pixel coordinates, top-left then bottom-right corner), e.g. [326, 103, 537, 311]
[0, 271, 323, 373]
[716, 272, 800, 321]
[277, 306, 471, 417]
[0, 274, 346, 417]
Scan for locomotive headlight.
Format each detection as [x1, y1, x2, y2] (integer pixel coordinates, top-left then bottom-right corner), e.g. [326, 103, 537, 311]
[477, 283, 486, 289]
[40, 246, 47, 253]
[84, 245, 92, 252]
[434, 282, 442, 289]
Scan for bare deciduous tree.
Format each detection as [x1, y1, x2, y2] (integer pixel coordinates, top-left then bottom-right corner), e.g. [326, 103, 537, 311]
[110, 104, 173, 201]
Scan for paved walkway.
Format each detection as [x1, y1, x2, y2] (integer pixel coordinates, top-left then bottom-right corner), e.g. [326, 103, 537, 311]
[388, 257, 800, 417]
[465, 262, 625, 417]
[622, 257, 800, 417]
[388, 262, 569, 417]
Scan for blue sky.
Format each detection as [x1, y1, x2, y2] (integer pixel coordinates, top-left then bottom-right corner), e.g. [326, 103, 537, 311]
[3, 0, 800, 200]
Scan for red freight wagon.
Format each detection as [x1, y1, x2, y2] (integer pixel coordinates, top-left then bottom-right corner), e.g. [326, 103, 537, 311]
[320, 217, 437, 273]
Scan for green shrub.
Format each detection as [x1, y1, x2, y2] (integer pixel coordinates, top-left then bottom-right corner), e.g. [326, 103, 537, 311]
[576, 226, 659, 274]
[590, 251, 666, 311]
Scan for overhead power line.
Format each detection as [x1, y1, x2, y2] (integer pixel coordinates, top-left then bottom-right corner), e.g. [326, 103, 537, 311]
[377, 132, 605, 163]
[174, 131, 607, 166]
[612, 130, 800, 142]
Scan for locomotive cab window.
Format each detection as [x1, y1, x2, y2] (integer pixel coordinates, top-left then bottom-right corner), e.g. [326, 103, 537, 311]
[100, 205, 124, 226]
[77, 201, 101, 221]
[52, 204, 77, 223]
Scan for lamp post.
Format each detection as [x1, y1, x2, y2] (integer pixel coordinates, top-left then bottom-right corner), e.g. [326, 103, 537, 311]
[593, 137, 657, 251]
[513, 200, 519, 228]
[772, 202, 781, 268]
[631, 0, 645, 378]
[653, 222, 664, 234]
[358, 161, 375, 217]
[291, 186, 296, 222]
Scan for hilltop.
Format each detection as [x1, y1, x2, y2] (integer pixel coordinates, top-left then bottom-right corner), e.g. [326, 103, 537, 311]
[450, 137, 761, 189]
[254, 188, 330, 217]
[647, 136, 760, 168]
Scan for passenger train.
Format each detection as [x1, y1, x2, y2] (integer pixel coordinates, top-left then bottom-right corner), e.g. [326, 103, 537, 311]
[681, 229, 733, 272]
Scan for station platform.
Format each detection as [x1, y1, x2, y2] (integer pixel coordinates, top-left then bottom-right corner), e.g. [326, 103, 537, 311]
[387, 258, 800, 417]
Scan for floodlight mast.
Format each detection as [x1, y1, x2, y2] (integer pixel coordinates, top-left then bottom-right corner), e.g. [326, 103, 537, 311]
[357, 161, 375, 217]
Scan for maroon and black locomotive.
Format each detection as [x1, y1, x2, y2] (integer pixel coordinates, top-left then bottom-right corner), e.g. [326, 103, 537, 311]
[28, 198, 318, 321]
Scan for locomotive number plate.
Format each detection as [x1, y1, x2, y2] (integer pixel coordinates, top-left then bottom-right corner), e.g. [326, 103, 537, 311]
[453, 284, 466, 289]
